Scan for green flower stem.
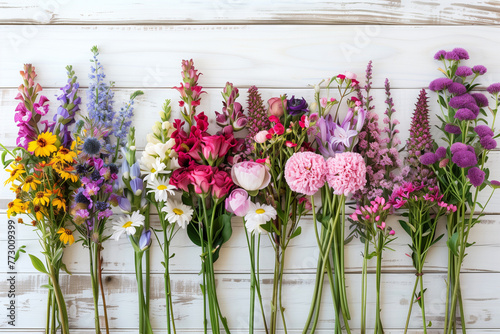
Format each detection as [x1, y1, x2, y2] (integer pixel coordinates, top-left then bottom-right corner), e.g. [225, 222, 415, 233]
[45, 288, 51, 334]
[97, 246, 110, 334]
[162, 223, 176, 334]
[360, 239, 369, 334]
[374, 232, 384, 334]
[50, 289, 56, 334]
[404, 276, 419, 333]
[135, 251, 153, 334]
[89, 244, 100, 334]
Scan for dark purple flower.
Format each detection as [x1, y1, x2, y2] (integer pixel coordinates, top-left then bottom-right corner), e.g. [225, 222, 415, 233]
[453, 48, 469, 60]
[487, 83, 500, 95]
[448, 82, 467, 95]
[471, 93, 489, 108]
[474, 125, 494, 138]
[286, 96, 309, 116]
[436, 146, 447, 159]
[455, 108, 477, 121]
[455, 66, 473, 77]
[450, 142, 467, 154]
[480, 135, 497, 150]
[449, 94, 476, 109]
[429, 78, 453, 92]
[434, 50, 446, 60]
[445, 52, 459, 61]
[445, 123, 462, 135]
[472, 65, 487, 75]
[420, 152, 438, 165]
[452, 150, 477, 168]
[468, 167, 485, 187]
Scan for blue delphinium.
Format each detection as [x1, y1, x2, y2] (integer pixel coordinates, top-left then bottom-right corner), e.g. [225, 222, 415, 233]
[113, 91, 144, 150]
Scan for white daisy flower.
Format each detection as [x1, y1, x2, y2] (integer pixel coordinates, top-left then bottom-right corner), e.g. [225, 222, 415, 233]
[244, 202, 277, 234]
[147, 177, 176, 202]
[162, 200, 194, 229]
[142, 157, 169, 182]
[111, 211, 145, 241]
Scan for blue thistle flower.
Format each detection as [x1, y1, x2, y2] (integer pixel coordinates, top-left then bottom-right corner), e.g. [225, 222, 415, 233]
[82, 137, 102, 156]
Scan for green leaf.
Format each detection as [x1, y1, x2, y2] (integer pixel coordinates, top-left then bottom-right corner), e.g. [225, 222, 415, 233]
[187, 223, 202, 247]
[14, 245, 26, 262]
[53, 248, 64, 263]
[60, 262, 72, 275]
[447, 232, 460, 256]
[428, 321, 432, 327]
[366, 251, 377, 260]
[29, 254, 48, 274]
[289, 226, 302, 240]
[40, 284, 54, 290]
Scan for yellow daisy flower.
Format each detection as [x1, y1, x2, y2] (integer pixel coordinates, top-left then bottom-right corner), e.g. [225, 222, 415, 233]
[53, 198, 66, 212]
[32, 205, 46, 221]
[22, 175, 41, 192]
[28, 132, 57, 157]
[56, 146, 77, 163]
[56, 166, 78, 182]
[57, 228, 75, 245]
[4, 164, 26, 185]
[7, 199, 25, 218]
[33, 190, 51, 206]
[10, 184, 21, 196]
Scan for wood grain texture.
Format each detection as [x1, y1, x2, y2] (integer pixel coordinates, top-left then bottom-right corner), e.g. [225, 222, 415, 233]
[1, 0, 500, 25]
[1, 272, 499, 330]
[2, 25, 500, 89]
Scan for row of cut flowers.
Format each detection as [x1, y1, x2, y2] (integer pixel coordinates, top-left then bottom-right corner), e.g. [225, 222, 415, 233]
[4, 46, 500, 334]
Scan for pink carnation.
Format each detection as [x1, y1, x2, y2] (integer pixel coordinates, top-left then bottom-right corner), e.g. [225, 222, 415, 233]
[326, 152, 367, 196]
[284, 152, 326, 196]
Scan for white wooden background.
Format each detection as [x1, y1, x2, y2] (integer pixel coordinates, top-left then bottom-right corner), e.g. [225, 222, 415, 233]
[1, 1, 500, 333]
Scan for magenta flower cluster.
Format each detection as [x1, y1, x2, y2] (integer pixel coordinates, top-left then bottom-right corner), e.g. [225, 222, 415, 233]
[390, 182, 457, 213]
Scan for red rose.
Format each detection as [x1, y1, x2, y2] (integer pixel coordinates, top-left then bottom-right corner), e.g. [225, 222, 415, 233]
[212, 169, 234, 199]
[189, 165, 215, 195]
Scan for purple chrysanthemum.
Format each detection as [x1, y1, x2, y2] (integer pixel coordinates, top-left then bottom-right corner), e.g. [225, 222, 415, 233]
[436, 146, 447, 159]
[445, 52, 459, 61]
[449, 94, 476, 109]
[472, 65, 487, 75]
[455, 108, 477, 121]
[453, 48, 470, 60]
[468, 167, 485, 187]
[445, 123, 462, 135]
[448, 82, 467, 95]
[465, 103, 480, 116]
[480, 136, 497, 150]
[455, 66, 473, 77]
[474, 125, 494, 138]
[471, 93, 489, 108]
[434, 50, 446, 60]
[429, 78, 453, 92]
[450, 142, 468, 154]
[420, 152, 438, 165]
[452, 150, 477, 168]
[487, 83, 500, 95]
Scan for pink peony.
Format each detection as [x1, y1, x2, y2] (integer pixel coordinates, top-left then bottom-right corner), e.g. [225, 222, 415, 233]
[326, 152, 367, 196]
[231, 161, 271, 191]
[225, 189, 251, 217]
[284, 152, 326, 196]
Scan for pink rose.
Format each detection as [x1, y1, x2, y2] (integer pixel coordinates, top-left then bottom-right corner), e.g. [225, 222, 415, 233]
[170, 166, 193, 192]
[212, 169, 234, 199]
[225, 188, 251, 217]
[268, 97, 286, 117]
[189, 165, 214, 194]
[231, 161, 271, 191]
[344, 71, 357, 80]
[255, 130, 269, 144]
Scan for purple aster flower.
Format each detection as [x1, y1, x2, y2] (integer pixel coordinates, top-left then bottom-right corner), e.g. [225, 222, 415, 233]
[448, 82, 467, 95]
[474, 125, 494, 138]
[468, 167, 485, 187]
[452, 150, 477, 168]
[453, 48, 470, 60]
[445, 51, 459, 61]
[480, 135, 497, 150]
[487, 83, 500, 95]
[455, 66, 473, 77]
[429, 78, 453, 92]
[450, 142, 467, 154]
[420, 152, 438, 165]
[449, 94, 476, 109]
[455, 108, 477, 121]
[287, 96, 309, 116]
[436, 146, 447, 159]
[434, 50, 446, 60]
[472, 65, 487, 75]
[471, 93, 489, 108]
[445, 123, 462, 135]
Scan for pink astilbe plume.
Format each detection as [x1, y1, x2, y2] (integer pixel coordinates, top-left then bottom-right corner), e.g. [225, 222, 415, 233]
[244, 86, 270, 154]
[402, 89, 437, 187]
[354, 65, 402, 203]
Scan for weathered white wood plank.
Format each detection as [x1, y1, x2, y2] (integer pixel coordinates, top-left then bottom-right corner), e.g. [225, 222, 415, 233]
[2, 214, 500, 275]
[2, 25, 500, 89]
[1, 0, 499, 25]
[0, 272, 498, 330]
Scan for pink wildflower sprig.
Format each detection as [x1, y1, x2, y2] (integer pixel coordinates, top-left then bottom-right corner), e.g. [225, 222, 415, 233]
[174, 59, 206, 126]
[350, 196, 395, 240]
[215, 82, 248, 132]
